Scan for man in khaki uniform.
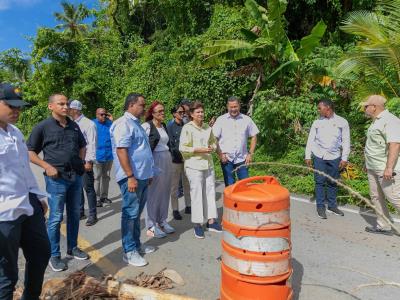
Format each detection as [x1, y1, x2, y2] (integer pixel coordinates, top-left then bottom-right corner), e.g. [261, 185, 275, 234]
[363, 95, 400, 235]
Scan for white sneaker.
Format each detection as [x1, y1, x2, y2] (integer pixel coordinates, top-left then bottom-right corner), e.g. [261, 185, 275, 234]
[139, 245, 156, 254]
[161, 222, 175, 234]
[123, 251, 148, 267]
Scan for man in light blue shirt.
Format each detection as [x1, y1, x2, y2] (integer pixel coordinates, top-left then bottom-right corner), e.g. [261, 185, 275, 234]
[110, 93, 155, 267]
[305, 99, 350, 219]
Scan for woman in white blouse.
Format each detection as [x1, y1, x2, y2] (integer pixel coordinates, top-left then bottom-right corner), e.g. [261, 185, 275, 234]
[179, 101, 222, 239]
[142, 101, 174, 238]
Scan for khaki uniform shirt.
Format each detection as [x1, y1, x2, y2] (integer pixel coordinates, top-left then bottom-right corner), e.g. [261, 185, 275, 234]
[365, 110, 400, 171]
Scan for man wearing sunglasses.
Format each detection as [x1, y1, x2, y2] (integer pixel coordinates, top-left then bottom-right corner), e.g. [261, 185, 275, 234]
[93, 108, 113, 207]
[363, 95, 400, 235]
[0, 83, 50, 299]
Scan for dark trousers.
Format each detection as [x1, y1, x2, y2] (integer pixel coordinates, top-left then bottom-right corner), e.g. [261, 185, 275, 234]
[313, 156, 340, 209]
[0, 194, 51, 300]
[80, 171, 97, 217]
[221, 160, 249, 186]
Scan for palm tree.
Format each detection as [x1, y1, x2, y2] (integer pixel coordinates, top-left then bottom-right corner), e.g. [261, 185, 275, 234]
[54, 1, 91, 39]
[202, 0, 326, 115]
[336, 0, 400, 99]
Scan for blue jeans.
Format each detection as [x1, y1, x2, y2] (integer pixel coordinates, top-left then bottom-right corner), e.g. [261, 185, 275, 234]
[118, 178, 148, 253]
[221, 160, 249, 186]
[45, 175, 82, 257]
[313, 156, 340, 209]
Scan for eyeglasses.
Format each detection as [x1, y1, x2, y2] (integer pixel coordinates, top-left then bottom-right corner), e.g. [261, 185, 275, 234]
[364, 104, 375, 109]
[176, 111, 185, 115]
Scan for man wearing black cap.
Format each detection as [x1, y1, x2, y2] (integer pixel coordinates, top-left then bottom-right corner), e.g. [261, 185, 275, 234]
[0, 83, 51, 300]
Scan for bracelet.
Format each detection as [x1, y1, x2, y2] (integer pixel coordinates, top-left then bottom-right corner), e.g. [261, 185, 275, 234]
[127, 174, 135, 179]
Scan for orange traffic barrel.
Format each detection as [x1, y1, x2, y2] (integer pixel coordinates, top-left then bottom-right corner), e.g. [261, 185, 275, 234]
[220, 176, 292, 300]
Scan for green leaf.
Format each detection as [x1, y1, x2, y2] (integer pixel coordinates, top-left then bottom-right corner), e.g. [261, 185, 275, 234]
[245, 0, 266, 27]
[265, 60, 299, 83]
[268, 0, 288, 43]
[297, 20, 327, 59]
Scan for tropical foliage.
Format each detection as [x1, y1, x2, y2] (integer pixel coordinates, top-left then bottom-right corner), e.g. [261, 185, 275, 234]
[0, 0, 396, 203]
[336, 0, 400, 100]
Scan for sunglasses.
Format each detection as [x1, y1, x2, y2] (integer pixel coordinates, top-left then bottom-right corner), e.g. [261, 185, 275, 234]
[176, 111, 185, 115]
[99, 113, 109, 117]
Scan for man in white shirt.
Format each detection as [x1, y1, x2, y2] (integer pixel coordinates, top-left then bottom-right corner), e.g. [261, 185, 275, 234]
[305, 99, 350, 219]
[362, 95, 400, 235]
[0, 83, 50, 299]
[213, 96, 259, 186]
[69, 100, 98, 226]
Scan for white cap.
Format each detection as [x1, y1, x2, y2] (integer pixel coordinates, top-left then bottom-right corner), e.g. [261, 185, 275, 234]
[69, 99, 83, 110]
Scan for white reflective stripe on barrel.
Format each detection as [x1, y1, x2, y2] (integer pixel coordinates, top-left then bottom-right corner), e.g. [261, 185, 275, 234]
[223, 207, 290, 228]
[222, 252, 290, 277]
[223, 230, 290, 252]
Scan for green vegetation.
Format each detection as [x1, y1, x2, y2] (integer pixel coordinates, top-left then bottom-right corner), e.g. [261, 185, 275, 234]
[1, 0, 399, 206]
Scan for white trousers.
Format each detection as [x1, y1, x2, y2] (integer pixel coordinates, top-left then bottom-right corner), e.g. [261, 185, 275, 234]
[367, 169, 400, 230]
[185, 167, 218, 224]
[170, 163, 191, 211]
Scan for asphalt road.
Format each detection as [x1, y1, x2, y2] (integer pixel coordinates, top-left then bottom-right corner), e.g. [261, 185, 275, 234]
[15, 164, 400, 300]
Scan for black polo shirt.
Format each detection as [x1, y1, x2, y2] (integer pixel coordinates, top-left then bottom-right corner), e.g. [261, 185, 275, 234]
[27, 116, 87, 174]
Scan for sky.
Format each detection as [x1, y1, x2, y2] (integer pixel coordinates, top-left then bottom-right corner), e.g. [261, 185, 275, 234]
[0, 0, 98, 54]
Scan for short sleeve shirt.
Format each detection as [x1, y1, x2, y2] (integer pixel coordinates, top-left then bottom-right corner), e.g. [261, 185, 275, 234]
[110, 112, 154, 182]
[212, 113, 259, 163]
[26, 116, 86, 172]
[365, 110, 400, 171]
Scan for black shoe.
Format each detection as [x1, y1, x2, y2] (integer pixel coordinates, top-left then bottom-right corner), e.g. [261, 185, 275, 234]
[327, 207, 344, 216]
[96, 200, 103, 207]
[173, 210, 182, 220]
[365, 226, 393, 236]
[103, 198, 112, 204]
[317, 207, 327, 219]
[80, 213, 87, 220]
[49, 256, 67, 272]
[185, 206, 191, 214]
[86, 216, 98, 226]
[67, 247, 89, 260]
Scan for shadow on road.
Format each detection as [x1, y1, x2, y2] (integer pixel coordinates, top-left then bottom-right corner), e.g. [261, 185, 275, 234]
[292, 258, 304, 300]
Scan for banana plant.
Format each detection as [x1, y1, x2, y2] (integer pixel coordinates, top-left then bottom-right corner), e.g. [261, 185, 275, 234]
[202, 0, 326, 115]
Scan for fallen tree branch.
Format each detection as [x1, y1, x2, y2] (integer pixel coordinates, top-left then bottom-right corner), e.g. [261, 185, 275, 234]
[233, 162, 400, 234]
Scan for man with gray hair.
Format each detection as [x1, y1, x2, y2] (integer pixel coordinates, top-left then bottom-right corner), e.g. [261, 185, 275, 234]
[69, 100, 98, 226]
[362, 95, 400, 235]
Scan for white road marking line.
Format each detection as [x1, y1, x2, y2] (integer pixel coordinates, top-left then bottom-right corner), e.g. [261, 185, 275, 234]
[290, 196, 400, 224]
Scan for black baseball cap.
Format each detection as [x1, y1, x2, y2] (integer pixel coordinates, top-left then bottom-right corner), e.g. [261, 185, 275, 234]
[0, 83, 30, 108]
